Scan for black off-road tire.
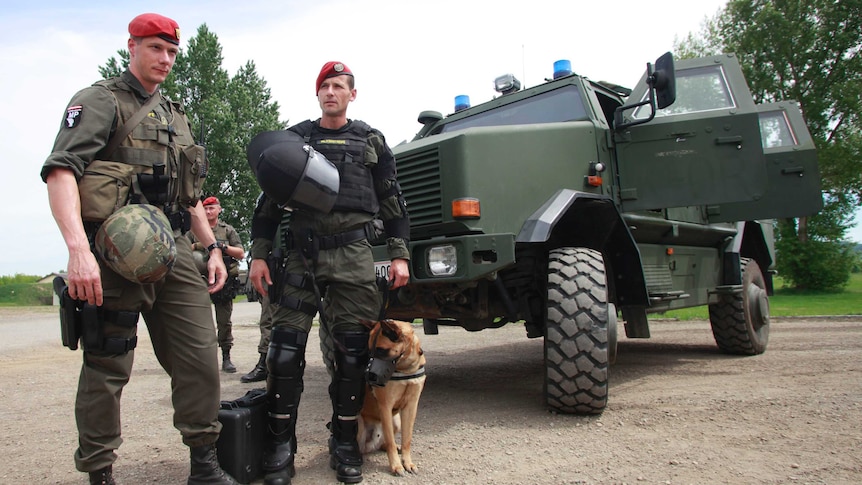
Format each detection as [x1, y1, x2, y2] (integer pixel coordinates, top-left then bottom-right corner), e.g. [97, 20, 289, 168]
[544, 247, 609, 415]
[708, 258, 769, 355]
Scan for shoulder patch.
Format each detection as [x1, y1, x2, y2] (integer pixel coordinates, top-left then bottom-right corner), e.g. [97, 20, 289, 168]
[65, 105, 83, 128]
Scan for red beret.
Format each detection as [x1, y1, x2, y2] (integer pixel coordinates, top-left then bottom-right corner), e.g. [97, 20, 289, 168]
[202, 196, 220, 206]
[315, 61, 353, 93]
[128, 13, 180, 45]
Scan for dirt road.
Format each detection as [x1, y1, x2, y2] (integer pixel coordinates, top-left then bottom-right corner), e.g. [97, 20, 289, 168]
[1, 302, 860, 484]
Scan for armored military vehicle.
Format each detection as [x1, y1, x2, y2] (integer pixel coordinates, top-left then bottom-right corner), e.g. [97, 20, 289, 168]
[371, 53, 821, 414]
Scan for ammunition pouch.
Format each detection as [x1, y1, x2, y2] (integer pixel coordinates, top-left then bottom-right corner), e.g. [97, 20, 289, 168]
[165, 210, 191, 233]
[135, 165, 170, 206]
[224, 255, 240, 278]
[366, 218, 385, 245]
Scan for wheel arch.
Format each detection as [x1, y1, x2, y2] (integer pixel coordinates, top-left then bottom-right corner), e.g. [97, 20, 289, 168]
[517, 189, 649, 308]
[723, 220, 775, 294]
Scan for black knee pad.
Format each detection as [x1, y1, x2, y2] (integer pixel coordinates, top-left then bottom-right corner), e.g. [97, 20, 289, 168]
[331, 331, 369, 417]
[333, 331, 369, 379]
[267, 327, 308, 378]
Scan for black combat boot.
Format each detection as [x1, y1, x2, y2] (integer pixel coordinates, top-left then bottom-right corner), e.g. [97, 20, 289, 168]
[88, 465, 115, 485]
[263, 328, 307, 485]
[328, 330, 370, 484]
[240, 352, 268, 383]
[188, 443, 239, 485]
[222, 348, 236, 373]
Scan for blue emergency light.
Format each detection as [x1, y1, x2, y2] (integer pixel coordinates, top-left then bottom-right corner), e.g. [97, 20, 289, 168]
[553, 59, 572, 79]
[454, 95, 471, 112]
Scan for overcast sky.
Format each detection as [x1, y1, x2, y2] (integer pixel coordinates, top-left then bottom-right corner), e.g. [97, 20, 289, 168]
[2, 0, 857, 276]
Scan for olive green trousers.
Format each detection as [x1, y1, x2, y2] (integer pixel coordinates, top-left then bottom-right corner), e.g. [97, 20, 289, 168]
[74, 239, 222, 472]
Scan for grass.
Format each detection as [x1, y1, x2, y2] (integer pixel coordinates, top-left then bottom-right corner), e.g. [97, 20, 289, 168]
[661, 272, 862, 320]
[0, 283, 54, 306]
[2, 274, 861, 319]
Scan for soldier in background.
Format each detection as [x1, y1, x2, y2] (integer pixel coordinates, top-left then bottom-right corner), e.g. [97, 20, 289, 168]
[240, 290, 273, 383]
[40, 13, 237, 485]
[189, 196, 245, 373]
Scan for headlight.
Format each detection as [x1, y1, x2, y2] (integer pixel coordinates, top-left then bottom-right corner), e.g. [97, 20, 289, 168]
[427, 245, 457, 276]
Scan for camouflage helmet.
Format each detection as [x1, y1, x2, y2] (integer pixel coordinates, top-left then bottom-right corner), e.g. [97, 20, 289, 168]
[95, 204, 177, 283]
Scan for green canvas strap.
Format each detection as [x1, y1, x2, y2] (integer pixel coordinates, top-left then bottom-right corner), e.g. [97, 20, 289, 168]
[102, 92, 162, 159]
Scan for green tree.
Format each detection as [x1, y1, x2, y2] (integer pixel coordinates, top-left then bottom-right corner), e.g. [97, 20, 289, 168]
[99, 24, 287, 246]
[675, 0, 862, 290]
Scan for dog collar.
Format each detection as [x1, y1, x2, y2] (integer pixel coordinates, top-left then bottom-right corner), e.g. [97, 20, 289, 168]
[390, 365, 426, 381]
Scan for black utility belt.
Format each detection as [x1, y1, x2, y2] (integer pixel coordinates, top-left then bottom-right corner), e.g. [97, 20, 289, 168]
[291, 224, 372, 250]
[316, 226, 368, 250]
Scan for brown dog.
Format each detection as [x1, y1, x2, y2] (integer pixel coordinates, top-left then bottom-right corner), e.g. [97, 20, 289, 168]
[358, 319, 426, 476]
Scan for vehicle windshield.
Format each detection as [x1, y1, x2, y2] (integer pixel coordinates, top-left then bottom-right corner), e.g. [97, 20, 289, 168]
[441, 85, 589, 134]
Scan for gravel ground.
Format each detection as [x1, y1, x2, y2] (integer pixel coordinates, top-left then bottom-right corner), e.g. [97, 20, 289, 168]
[1, 302, 860, 484]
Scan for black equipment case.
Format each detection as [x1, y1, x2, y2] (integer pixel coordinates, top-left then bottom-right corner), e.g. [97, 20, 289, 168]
[216, 388, 267, 484]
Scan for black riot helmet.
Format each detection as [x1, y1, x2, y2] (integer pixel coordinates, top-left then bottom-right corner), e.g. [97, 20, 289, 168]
[247, 130, 339, 213]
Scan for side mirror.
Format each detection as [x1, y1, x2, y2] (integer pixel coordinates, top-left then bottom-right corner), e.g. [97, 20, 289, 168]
[653, 52, 676, 109]
[614, 52, 677, 130]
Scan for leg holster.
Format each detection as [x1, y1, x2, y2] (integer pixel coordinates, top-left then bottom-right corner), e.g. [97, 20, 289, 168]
[329, 331, 369, 467]
[82, 307, 139, 354]
[263, 327, 307, 478]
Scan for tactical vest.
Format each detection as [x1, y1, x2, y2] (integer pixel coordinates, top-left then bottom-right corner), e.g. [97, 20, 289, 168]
[78, 76, 205, 223]
[212, 221, 240, 277]
[292, 120, 379, 215]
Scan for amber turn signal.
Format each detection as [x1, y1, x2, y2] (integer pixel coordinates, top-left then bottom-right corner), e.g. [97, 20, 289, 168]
[452, 198, 480, 219]
[586, 175, 603, 187]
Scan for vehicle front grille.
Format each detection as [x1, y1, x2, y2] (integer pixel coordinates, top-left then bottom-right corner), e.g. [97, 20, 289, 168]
[396, 147, 442, 226]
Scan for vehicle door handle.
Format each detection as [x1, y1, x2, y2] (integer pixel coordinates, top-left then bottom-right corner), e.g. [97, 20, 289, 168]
[715, 135, 743, 145]
[781, 166, 805, 176]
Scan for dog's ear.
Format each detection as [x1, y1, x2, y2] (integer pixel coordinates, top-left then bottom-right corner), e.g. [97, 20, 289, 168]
[358, 319, 378, 330]
[380, 319, 402, 342]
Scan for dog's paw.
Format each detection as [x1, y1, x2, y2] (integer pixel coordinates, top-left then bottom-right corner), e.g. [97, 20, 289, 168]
[390, 464, 406, 476]
[403, 461, 418, 474]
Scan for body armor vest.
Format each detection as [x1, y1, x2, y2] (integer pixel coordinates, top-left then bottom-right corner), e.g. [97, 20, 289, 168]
[78, 77, 205, 222]
[292, 120, 378, 214]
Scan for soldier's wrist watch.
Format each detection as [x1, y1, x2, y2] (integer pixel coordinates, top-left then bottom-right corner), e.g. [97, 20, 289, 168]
[206, 242, 225, 253]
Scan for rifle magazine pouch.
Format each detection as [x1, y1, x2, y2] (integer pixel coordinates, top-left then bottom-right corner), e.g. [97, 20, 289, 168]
[78, 160, 136, 222]
[217, 388, 267, 484]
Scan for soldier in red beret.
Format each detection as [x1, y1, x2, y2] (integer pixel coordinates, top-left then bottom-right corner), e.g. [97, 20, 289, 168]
[189, 196, 246, 374]
[248, 61, 411, 484]
[41, 12, 238, 485]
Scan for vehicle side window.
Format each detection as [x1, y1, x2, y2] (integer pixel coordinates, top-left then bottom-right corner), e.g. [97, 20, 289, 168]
[758, 110, 798, 148]
[634, 65, 735, 119]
